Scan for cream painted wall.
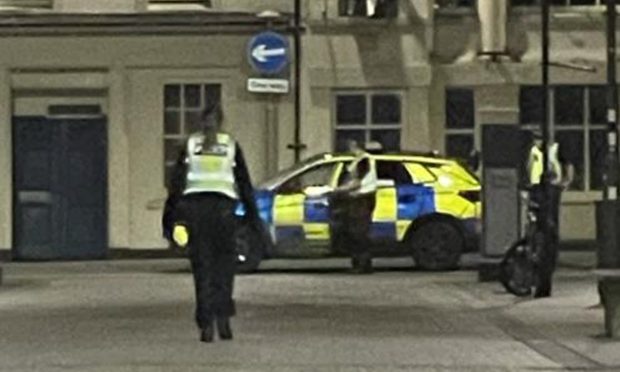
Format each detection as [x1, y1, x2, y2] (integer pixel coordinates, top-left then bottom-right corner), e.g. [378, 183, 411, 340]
[0, 68, 10, 250]
[108, 67, 131, 249]
[126, 66, 277, 249]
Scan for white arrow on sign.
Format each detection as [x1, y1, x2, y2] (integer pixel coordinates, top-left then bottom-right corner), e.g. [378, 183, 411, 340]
[251, 44, 286, 63]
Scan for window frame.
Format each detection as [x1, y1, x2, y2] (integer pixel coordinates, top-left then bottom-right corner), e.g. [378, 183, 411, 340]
[444, 87, 476, 163]
[162, 82, 222, 187]
[519, 84, 607, 197]
[332, 89, 404, 152]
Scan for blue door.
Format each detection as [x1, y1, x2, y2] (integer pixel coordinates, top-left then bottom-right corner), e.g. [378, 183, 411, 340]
[13, 116, 108, 260]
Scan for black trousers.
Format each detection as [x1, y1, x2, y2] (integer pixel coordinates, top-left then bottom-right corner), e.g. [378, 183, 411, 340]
[329, 193, 376, 268]
[530, 185, 562, 295]
[176, 193, 238, 330]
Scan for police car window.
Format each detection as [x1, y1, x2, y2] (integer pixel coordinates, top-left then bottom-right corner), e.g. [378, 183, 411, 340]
[376, 161, 412, 185]
[279, 163, 336, 194]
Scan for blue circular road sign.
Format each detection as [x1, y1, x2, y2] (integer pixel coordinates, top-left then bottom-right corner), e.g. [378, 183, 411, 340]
[247, 31, 290, 75]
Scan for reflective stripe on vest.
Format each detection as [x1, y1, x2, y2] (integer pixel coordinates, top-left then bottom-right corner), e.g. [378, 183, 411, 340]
[347, 152, 378, 196]
[184, 132, 239, 199]
[528, 143, 562, 185]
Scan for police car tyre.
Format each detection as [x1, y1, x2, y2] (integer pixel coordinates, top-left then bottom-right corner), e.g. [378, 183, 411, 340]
[235, 222, 266, 273]
[410, 220, 463, 271]
[499, 239, 536, 297]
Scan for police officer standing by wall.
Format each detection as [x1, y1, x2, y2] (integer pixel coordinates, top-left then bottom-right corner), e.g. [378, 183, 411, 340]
[168, 102, 259, 343]
[527, 130, 573, 297]
[329, 141, 379, 274]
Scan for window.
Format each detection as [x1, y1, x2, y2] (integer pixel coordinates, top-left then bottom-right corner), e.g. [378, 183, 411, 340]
[512, 0, 601, 5]
[0, 0, 51, 9]
[334, 91, 402, 152]
[148, 0, 211, 11]
[435, 0, 475, 8]
[376, 161, 413, 184]
[279, 163, 337, 194]
[445, 88, 475, 163]
[163, 83, 221, 187]
[338, 0, 398, 18]
[519, 85, 607, 191]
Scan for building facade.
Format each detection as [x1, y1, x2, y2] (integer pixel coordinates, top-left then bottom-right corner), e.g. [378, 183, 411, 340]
[0, 0, 612, 258]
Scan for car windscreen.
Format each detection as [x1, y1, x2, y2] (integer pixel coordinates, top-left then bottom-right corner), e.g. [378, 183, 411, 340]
[258, 154, 327, 190]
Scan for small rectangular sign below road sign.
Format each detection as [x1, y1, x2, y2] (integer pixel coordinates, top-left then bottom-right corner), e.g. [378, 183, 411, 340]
[247, 78, 289, 94]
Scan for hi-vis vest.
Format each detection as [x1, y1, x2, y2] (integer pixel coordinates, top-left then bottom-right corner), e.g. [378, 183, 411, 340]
[528, 143, 562, 185]
[347, 152, 378, 196]
[184, 132, 239, 199]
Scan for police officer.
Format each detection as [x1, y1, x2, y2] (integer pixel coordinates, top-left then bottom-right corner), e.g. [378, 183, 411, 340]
[170, 102, 258, 342]
[526, 130, 573, 298]
[329, 140, 379, 274]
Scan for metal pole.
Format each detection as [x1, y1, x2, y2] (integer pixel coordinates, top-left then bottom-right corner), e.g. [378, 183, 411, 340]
[605, 0, 618, 203]
[292, 0, 304, 162]
[598, 0, 620, 270]
[541, 0, 551, 247]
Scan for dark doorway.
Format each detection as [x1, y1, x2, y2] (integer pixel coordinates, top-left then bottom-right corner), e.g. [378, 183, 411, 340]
[13, 116, 107, 260]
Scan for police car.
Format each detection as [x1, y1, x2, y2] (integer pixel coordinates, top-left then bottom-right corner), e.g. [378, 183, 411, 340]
[235, 152, 481, 272]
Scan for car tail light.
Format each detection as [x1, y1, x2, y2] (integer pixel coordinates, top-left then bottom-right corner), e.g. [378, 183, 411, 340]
[459, 190, 481, 203]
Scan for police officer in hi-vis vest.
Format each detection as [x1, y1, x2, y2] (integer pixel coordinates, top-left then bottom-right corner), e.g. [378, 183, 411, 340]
[170, 102, 258, 342]
[329, 140, 379, 274]
[526, 130, 573, 298]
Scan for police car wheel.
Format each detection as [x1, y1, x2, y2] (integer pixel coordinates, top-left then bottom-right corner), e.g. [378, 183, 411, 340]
[410, 221, 463, 271]
[235, 223, 265, 274]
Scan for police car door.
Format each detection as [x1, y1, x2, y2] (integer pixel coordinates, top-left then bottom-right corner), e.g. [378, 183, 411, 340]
[372, 160, 414, 248]
[272, 162, 338, 256]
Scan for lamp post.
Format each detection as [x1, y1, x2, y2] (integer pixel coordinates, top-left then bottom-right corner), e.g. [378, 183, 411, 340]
[288, 0, 306, 162]
[598, 0, 620, 270]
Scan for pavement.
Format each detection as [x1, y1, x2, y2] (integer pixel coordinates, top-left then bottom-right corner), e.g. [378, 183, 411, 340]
[0, 251, 617, 372]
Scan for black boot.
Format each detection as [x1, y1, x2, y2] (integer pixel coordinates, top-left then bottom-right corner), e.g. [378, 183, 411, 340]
[200, 323, 214, 343]
[216, 317, 233, 340]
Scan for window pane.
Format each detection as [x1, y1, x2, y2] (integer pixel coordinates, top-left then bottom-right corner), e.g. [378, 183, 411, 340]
[512, 0, 538, 5]
[280, 163, 336, 193]
[376, 161, 412, 184]
[337, 95, 366, 125]
[164, 111, 180, 135]
[556, 130, 584, 190]
[204, 84, 221, 108]
[184, 85, 201, 108]
[371, 94, 401, 124]
[164, 138, 185, 164]
[554, 86, 584, 126]
[520, 86, 544, 125]
[589, 86, 608, 125]
[164, 85, 180, 108]
[185, 110, 203, 134]
[590, 129, 607, 190]
[569, 0, 596, 5]
[445, 134, 474, 161]
[335, 130, 365, 152]
[446, 88, 474, 129]
[370, 130, 400, 151]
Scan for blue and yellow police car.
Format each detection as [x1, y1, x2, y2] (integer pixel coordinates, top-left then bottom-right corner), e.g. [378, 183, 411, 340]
[235, 151, 481, 272]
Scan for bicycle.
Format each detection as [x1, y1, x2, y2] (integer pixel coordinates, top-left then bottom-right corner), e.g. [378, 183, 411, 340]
[499, 188, 545, 297]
